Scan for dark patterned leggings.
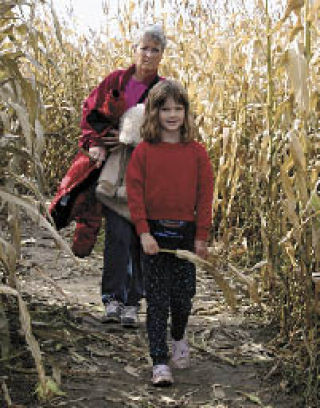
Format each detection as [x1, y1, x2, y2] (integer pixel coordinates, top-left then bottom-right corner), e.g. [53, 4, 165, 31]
[143, 220, 196, 366]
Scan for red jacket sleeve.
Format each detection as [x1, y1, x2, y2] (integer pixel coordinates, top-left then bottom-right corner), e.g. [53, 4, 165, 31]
[79, 70, 122, 149]
[195, 143, 214, 241]
[126, 143, 149, 235]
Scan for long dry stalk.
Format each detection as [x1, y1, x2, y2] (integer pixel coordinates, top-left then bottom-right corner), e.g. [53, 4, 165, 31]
[0, 285, 64, 400]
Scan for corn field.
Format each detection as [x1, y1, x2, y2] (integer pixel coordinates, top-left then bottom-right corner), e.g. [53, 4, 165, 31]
[0, 0, 320, 405]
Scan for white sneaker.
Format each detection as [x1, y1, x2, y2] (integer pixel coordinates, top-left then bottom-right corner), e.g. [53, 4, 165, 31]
[121, 306, 138, 328]
[171, 338, 190, 369]
[152, 364, 174, 387]
[102, 300, 123, 323]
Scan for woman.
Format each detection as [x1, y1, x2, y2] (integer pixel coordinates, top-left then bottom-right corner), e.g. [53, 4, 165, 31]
[49, 25, 166, 327]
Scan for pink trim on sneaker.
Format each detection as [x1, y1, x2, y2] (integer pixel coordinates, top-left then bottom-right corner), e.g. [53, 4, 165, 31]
[171, 339, 190, 369]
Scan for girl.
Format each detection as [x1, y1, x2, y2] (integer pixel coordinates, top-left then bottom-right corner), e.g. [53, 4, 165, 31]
[126, 80, 213, 386]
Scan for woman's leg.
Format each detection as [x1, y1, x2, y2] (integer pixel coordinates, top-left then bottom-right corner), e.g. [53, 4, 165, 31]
[102, 207, 142, 306]
[126, 227, 144, 306]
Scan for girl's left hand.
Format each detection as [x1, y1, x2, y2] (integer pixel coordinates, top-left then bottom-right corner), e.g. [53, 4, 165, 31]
[195, 240, 208, 259]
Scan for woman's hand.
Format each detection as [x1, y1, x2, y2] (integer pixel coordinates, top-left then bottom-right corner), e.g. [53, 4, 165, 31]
[140, 232, 159, 255]
[101, 129, 120, 146]
[89, 146, 106, 168]
[195, 240, 208, 259]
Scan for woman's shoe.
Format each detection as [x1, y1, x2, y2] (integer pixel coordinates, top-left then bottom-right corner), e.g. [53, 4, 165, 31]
[102, 300, 123, 323]
[121, 306, 138, 327]
[152, 364, 174, 387]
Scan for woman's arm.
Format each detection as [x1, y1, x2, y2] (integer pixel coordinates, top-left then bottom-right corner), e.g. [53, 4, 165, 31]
[79, 70, 122, 149]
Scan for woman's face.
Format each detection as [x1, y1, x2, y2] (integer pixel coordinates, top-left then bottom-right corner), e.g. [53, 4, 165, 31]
[134, 35, 163, 74]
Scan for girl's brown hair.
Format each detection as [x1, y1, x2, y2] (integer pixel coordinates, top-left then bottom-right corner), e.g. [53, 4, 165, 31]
[141, 79, 194, 143]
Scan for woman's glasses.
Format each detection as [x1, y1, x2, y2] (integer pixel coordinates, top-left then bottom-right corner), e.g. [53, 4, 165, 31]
[138, 46, 161, 56]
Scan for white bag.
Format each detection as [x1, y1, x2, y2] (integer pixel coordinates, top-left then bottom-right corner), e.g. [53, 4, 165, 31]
[95, 104, 145, 220]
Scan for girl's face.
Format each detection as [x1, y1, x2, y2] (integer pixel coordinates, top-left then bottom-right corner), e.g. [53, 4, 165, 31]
[159, 97, 185, 136]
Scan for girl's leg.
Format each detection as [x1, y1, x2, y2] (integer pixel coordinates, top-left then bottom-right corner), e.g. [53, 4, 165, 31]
[169, 221, 196, 340]
[169, 257, 195, 369]
[144, 252, 171, 365]
[170, 258, 196, 340]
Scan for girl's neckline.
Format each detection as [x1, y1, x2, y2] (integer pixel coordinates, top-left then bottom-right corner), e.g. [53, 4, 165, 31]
[159, 140, 180, 144]
[155, 141, 189, 146]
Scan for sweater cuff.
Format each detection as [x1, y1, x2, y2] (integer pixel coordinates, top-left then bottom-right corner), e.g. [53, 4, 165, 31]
[135, 220, 150, 236]
[195, 227, 209, 241]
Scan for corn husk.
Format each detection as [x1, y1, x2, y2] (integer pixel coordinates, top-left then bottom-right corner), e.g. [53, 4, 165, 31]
[160, 248, 260, 308]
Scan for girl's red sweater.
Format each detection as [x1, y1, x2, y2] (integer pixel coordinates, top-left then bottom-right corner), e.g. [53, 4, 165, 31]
[126, 140, 214, 241]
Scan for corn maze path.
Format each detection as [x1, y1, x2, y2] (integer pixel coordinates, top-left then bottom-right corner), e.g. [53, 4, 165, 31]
[1, 219, 300, 407]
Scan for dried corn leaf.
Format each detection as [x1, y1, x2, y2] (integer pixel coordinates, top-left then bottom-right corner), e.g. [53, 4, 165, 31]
[0, 237, 17, 288]
[289, 131, 306, 171]
[285, 0, 304, 17]
[0, 188, 75, 259]
[273, 0, 304, 31]
[280, 161, 300, 231]
[227, 262, 260, 304]
[0, 301, 10, 359]
[0, 285, 48, 396]
[160, 248, 238, 310]
[258, 131, 270, 179]
[285, 42, 309, 111]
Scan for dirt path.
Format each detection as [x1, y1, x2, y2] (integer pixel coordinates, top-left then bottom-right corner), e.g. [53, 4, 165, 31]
[1, 220, 300, 407]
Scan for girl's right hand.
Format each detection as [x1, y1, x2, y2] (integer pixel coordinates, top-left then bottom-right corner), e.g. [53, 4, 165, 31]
[195, 239, 208, 259]
[140, 233, 159, 255]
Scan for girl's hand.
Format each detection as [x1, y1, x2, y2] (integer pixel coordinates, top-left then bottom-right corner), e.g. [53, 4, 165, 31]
[195, 240, 208, 259]
[89, 146, 106, 168]
[140, 233, 159, 255]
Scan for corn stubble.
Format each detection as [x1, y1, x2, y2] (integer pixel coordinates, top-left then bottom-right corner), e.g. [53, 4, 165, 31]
[0, 0, 320, 403]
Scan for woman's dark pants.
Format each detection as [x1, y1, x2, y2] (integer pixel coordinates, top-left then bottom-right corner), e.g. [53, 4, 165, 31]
[102, 207, 143, 306]
[143, 221, 196, 366]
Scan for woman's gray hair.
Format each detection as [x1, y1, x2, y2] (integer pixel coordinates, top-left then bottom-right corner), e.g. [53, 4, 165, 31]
[135, 24, 167, 51]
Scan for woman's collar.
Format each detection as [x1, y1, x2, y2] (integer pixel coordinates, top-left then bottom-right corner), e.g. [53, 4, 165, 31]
[131, 64, 159, 85]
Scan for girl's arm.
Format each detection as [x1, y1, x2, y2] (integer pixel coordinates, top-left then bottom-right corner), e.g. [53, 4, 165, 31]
[126, 143, 150, 235]
[195, 143, 214, 243]
[127, 144, 160, 255]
